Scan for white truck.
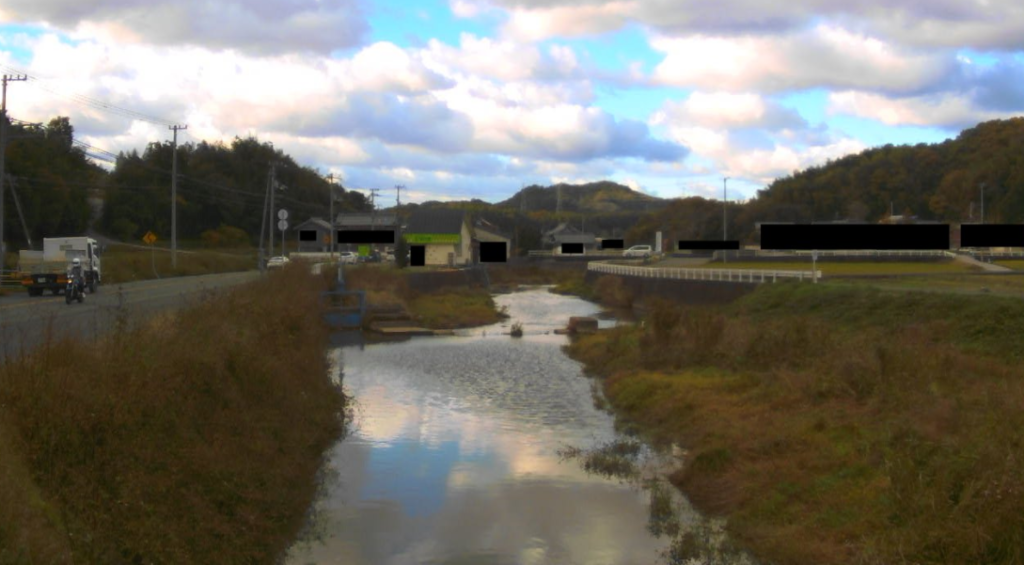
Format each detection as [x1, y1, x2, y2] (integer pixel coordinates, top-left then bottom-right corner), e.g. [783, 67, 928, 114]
[19, 237, 102, 296]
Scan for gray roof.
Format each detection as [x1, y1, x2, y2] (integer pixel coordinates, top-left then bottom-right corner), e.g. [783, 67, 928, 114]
[405, 208, 467, 234]
[335, 213, 399, 227]
[474, 226, 511, 243]
[553, 233, 596, 244]
[294, 218, 332, 231]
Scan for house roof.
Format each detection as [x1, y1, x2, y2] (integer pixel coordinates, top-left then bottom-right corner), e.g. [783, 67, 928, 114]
[335, 213, 399, 227]
[474, 227, 510, 242]
[405, 208, 467, 234]
[544, 222, 584, 237]
[294, 218, 332, 231]
[553, 233, 596, 244]
[474, 217, 511, 241]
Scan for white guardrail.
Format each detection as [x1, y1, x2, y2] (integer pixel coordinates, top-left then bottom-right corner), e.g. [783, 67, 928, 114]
[588, 262, 821, 283]
[788, 250, 956, 258]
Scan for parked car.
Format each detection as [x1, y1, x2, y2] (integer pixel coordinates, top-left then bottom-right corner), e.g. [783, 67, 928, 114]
[623, 245, 653, 258]
[338, 251, 358, 264]
[267, 256, 290, 269]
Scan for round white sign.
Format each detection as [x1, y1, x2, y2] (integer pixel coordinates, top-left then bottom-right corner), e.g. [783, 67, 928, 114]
[277, 209, 289, 220]
[278, 219, 289, 231]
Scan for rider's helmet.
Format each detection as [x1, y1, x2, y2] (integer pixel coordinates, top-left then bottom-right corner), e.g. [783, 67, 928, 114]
[72, 258, 81, 266]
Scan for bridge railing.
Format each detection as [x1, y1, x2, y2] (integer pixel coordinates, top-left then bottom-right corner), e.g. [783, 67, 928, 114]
[588, 262, 821, 283]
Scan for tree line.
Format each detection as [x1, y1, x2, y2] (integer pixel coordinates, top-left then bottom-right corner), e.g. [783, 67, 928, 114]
[1, 115, 370, 251]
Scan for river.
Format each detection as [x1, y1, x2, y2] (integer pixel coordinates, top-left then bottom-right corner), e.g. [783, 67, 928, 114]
[286, 287, 724, 565]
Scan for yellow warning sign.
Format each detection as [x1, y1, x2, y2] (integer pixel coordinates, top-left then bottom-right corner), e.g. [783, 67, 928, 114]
[142, 231, 157, 245]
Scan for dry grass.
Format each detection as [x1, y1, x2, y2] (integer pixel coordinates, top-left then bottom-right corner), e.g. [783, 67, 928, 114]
[342, 265, 502, 329]
[0, 264, 345, 563]
[567, 286, 1024, 565]
[101, 244, 256, 283]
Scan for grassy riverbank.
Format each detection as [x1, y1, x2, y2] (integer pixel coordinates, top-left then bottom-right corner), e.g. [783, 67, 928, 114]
[343, 265, 504, 329]
[567, 283, 1024, 565]
[0, 265, 345, 563]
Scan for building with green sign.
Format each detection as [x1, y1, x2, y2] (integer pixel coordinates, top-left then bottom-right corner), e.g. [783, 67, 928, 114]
[403, 209, 472, 266]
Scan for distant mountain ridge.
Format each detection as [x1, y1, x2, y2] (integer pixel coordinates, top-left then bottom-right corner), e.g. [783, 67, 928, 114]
[495, 181, 664, 213]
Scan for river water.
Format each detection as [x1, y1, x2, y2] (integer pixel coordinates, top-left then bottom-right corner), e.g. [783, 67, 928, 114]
[286, 288, 711, 565]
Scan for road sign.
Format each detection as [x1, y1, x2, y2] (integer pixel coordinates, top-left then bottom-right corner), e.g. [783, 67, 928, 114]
[143, 231, 157, 245]
[277, 209, 289, 220]
[278, 219, 288, 231]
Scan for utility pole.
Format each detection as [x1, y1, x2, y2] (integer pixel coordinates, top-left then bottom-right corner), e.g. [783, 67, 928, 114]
[395, 184, 404, 208]
[327, 173, 339, 258]
[259, 168, 270, 272]
[0, 73, 27, 262]
[980, 182, 986, 224]
[269, 162, 280, 256]
[556, 184, 562, 216]
[169, 124, 187, 269]
[723, 177, 729, 263]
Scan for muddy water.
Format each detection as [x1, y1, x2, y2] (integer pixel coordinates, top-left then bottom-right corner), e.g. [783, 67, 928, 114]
[287, 288, 703, 565]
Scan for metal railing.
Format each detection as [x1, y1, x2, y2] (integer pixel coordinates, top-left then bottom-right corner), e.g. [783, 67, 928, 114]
[790, 250, 956, 258]
[588, 262, 821, 283]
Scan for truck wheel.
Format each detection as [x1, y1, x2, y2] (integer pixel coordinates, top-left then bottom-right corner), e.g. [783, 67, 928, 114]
[28, 288, 42, 297]
[52, 288, 61, 296]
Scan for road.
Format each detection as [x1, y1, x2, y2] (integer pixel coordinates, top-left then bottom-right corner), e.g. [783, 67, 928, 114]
[0, 271, 261, 361]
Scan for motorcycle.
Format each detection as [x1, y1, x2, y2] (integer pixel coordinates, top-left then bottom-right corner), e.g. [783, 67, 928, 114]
[65, 275, 85, 305]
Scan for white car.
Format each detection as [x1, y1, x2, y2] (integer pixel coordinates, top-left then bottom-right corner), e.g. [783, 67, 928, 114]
[267, 256, 290, 269]
[623, 245, 653, 258]
[338, 251, 359, 264]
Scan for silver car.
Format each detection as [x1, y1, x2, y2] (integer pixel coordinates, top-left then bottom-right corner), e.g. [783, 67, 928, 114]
[623, 245, 652, 258]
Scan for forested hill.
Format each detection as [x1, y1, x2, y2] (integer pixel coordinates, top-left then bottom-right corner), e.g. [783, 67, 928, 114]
[495, 181, 664, 213]
[743, 117, 1024, 226]
[0, 114, 370, 251]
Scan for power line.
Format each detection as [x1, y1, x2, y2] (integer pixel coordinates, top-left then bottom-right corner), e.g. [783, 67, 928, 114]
[0, 64, 177, 126]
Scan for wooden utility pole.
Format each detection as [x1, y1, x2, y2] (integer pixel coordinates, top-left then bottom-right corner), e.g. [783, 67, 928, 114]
[395, 184, 404, 207]
[169, 124, 187, 268]
[0, 74, 27, 261]
[327, 173, 338, 257]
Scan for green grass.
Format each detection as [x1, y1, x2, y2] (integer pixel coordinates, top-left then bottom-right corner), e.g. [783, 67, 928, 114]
[567, 287, 1024, 565]
[695, 260, 978, 275]
[0, 265, 345, 563]
[994, 259, 1024, 270]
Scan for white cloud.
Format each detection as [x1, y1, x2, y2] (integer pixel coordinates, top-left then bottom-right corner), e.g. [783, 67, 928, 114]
[0, 0, 368, 55]
[651, 92, 806, 130]
[502, 2, 637, 41]
[650, 25, 955, 93]
[827, 91, 1018, 127]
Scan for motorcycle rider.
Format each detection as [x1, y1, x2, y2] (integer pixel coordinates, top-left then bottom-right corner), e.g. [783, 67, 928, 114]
[68, 257, 86, 295]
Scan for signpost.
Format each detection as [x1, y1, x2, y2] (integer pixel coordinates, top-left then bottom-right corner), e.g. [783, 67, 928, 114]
[143, 231, 159, 278]
[812, 250, 818, 284]
[277, 210, 289, 257]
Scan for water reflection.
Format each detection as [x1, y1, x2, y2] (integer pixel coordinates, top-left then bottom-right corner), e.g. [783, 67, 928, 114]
[287, 289, 701, 565]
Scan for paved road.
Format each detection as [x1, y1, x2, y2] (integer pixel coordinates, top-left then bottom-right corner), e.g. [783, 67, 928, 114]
[0, 271, 261, 362]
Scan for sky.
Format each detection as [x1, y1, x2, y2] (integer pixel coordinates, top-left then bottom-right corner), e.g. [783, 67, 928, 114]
[1, 0, 1023, 204]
